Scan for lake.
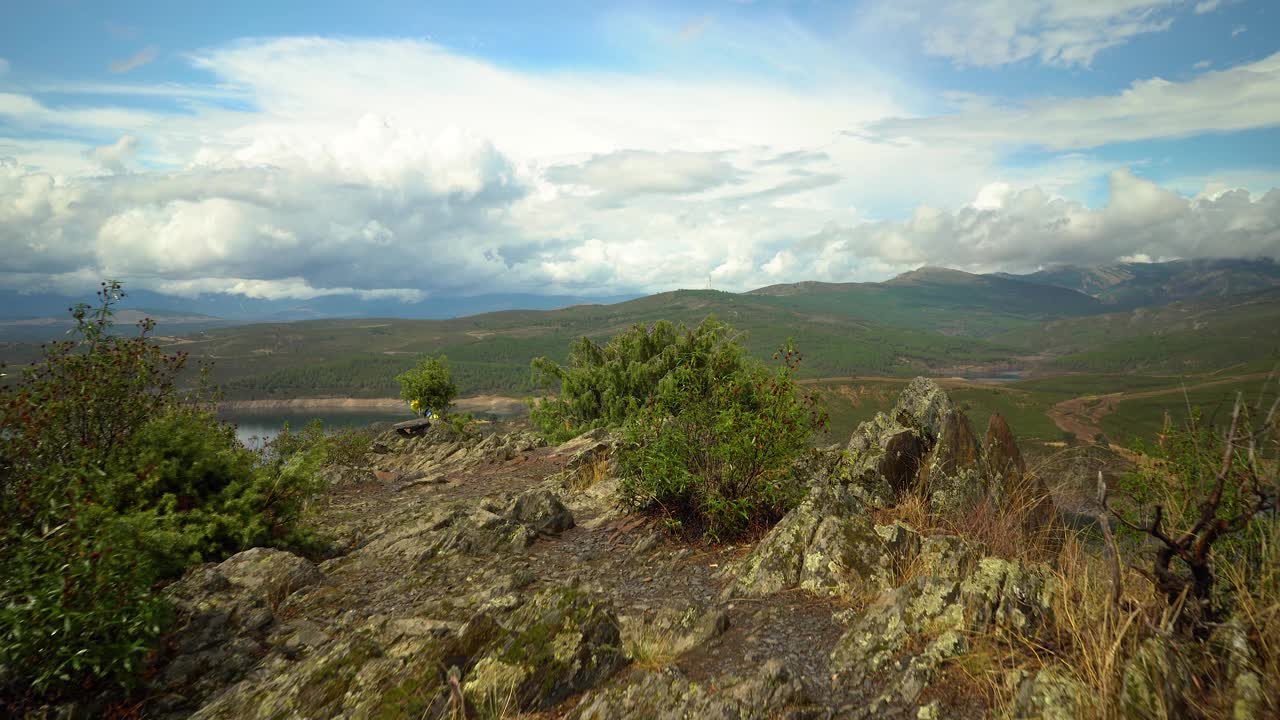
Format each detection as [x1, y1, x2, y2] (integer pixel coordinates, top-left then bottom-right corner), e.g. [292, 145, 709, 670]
[220, 410, 416, 448]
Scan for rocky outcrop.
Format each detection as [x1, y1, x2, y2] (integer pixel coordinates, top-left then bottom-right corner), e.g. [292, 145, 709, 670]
[464, 587, 626, 711]
[984, 414, 1055, 532]
[919, 408, 984, 515]
[370, 426, 546, 482]
[844, 378, 1056, 522]
[569, 661, 812, 720]
[730, 483, 920, 597]
[844, 377, 954, 504]
[149, 548, 326, 716]
[359, 487, 574, 565]
[829, 556, 1057, 715]
[191, 587, 625, 719]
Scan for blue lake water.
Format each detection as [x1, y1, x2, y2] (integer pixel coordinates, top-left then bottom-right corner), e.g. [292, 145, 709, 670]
[219, 410, 416, 448]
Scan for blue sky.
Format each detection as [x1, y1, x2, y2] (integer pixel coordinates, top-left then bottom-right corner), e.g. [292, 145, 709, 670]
[1, 0, 1278, 300]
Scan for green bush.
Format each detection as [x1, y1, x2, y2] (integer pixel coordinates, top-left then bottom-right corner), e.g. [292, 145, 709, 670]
[396, 355, 458, 415]
[530, 319, 725, 443]
[0, 282, 330, 706]
[617, 337, 827, 541]
[0, 490, 169, 699]
[532, 318, 827, 540]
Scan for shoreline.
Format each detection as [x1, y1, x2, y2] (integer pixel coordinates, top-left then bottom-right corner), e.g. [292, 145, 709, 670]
[218, 394, 529, 416]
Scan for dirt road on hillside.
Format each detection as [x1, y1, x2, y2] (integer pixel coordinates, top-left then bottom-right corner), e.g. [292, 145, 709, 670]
[1045, 372, 1273, 442]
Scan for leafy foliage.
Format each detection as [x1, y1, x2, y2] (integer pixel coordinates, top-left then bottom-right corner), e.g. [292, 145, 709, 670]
[532, 318, 826, 540]
[396, 355, 458, 414]
[0, 282, 331, 706]
[529, 319, 722, 443]
[617, 337, 827, 541]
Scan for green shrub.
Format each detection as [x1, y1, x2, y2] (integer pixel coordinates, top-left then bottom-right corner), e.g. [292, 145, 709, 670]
[0, 490, 169, 700]
[529, 318, 729, 443]
[0, 282, 330, 706]
[616, 337, 827, 541]
[396, 355, 458, 415]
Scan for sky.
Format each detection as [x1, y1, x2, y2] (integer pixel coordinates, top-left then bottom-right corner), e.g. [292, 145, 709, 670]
[1, 0, 1279, 303]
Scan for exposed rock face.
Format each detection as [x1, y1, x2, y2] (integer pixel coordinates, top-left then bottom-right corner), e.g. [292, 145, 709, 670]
[730, 483, 919, 597]
[360, 487, 574, 564]
[845, 377, 954, 504]
[829, 556, 1057, 714]
[464, 588, 626, 711]
[985, 413, 1055, 532]
[149, 549, 325, 716]
[919, 409, 984, 515]
[844, 378, 1055, 524]
[569, 661, 811, 720]
[191, 587, 624, 719]
[1120, 636, 1192, 720]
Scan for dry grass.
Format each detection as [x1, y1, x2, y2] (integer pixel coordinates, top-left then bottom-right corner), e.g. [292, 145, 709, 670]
[621, 616, 692, 671]
[566, 454, 611, 493]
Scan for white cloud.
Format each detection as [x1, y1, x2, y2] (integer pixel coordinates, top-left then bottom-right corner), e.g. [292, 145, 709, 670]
[110, 47, 158, 74]
[0, 35, 1276, 301]
[794, 170, 1280, 276]
[870, 52, 1280, 150]
[1232, 25, 1247, 37]
[0, 58, 10, 75]
[545, 150, 740, 197]
[88, 134, 138, 173]
[1193, 59, 1212, 69]
[868, 0, 1184, 68]
[1194, 0, 1222, 13]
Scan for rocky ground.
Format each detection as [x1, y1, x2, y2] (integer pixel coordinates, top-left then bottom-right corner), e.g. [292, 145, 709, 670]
[142, 378, 1254, 719]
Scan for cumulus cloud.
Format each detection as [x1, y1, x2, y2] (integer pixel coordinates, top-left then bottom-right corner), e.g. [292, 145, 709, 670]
[794, 170, 1280, 276]
[870, 52, 1280, 150]
[869, 0, 1183, 67]
[0, 35, 1277, 301]
[88, 134, 138, 173]
[109, 47, 158, 74]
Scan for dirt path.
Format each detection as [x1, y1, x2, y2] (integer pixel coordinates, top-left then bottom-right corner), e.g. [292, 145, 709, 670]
[1045, 372, 1273, 443]
[289, 434, 866, 717]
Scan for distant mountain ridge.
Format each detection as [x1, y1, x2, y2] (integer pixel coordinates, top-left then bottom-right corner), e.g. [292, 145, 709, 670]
[991, 257, 1280, 307]
[3, 258, 1277, 342]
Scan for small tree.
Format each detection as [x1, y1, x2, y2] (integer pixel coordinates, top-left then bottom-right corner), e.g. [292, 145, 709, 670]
[617, 338, 827, 541]
[529, 319, 723, 442]
[397, 355, 458, 416]
[1101, 393, 1278, 633]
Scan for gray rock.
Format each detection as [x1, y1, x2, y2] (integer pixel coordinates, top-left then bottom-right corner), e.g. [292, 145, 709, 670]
[1010, 668, 1089, 719]
[464, 588, 626, 711]
[829, 557, 1057, 714]
[1120, 636, 1192, 720]
[150, 549, 325, 716]
[570, 661, 813, 720]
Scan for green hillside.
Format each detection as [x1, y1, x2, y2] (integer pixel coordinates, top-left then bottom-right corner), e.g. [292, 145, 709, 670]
[185, 289, 1018, 400]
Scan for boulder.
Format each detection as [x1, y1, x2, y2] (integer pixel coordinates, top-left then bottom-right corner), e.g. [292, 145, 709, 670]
[464, 588, 627, 711]
[829, 557, 1057, 712]
[149, 549, 325, 716]
[919, 409, 984, 515]
[1120, 636, 1192, 720]
[569, 661, 812, 720]
[730, 483, 919, 597]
